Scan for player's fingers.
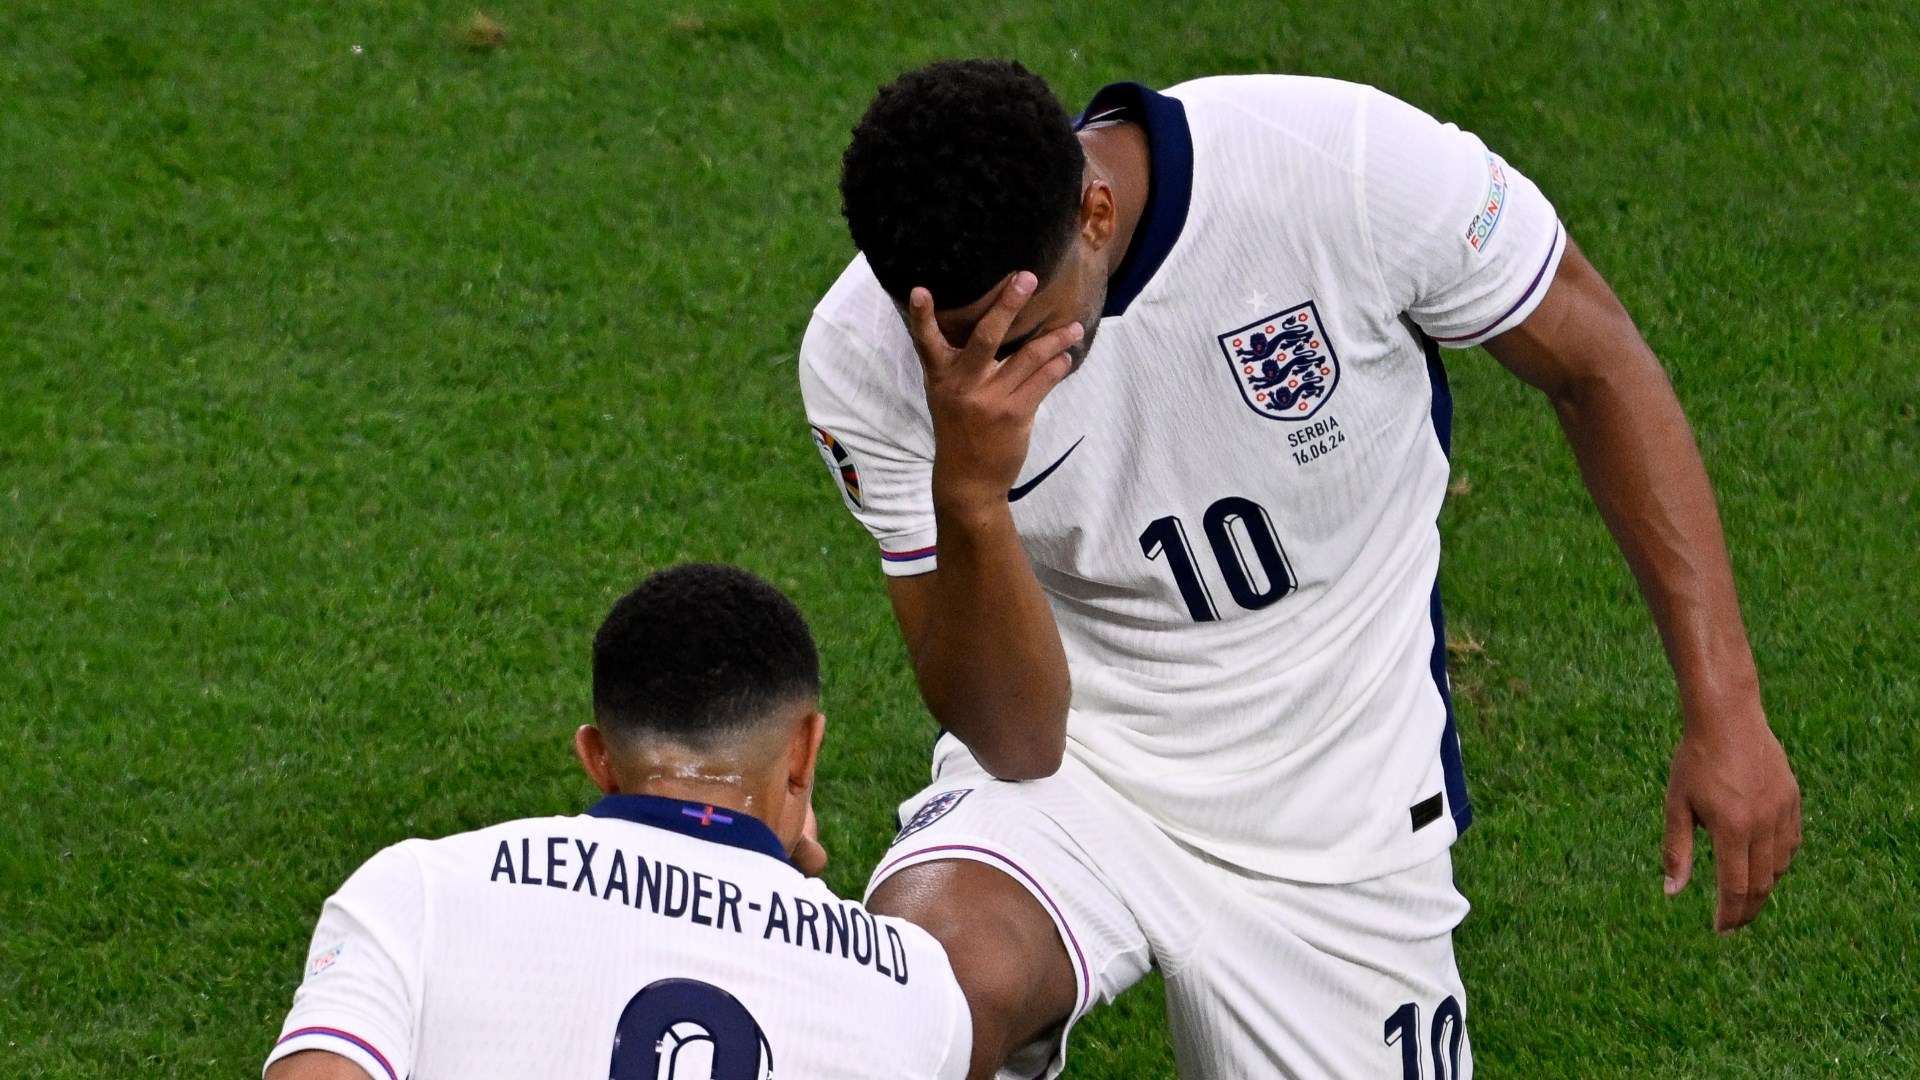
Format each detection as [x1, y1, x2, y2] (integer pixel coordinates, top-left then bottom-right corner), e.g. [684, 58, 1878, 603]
[1713, 836, 1753, 933]
[905, 287, 955, 370]
[1747, 830, 1780, 919]
[1007, 352, 1074, 414]
[791, 835, 829, 877]
[964, 271, 1038, 361]
[1781, 801, 1804, 871]
[994, 321, 1083, 390]
[1661, 789, 1693, 896]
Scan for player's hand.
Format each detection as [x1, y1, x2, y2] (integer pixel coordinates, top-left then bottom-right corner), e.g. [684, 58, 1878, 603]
[906, 272, 1082, 511]
[792, 802, 829, 877]
[1662, 717, 1801, 933]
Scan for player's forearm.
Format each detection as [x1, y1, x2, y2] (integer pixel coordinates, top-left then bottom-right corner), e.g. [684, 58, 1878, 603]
[1547, 358, 1765, 735]
[914, 494, 1071, 780]
[1490, 243, 1768, 739]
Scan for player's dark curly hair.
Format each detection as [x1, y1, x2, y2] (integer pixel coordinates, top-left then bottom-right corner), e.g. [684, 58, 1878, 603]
[840, 58, 1085, 305]
[592, 564, 820, 748]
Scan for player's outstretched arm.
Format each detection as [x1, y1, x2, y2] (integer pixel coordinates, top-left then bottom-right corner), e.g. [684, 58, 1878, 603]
[1484, 236, 1802, 933]
[889, 271, 1082, 780]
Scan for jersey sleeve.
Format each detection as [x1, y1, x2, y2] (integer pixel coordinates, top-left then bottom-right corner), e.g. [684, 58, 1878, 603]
[1359, 87, 1566, 348]
[896, 919, 975, 1080]
[263, 843, 425, 1080]
[798, 317, 939, 577]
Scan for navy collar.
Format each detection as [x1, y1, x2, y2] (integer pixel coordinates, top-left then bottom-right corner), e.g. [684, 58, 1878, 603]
[586, 794, 794, 868]
[1076, 82, 1194, 318]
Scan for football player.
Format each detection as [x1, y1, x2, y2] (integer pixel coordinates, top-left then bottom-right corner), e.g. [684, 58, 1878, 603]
[799, 60, 1801, 1077]
[264, 564, 971, 1080]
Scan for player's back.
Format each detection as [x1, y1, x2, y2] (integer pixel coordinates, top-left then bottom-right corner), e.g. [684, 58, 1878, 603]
[268, 794, 972, 1080]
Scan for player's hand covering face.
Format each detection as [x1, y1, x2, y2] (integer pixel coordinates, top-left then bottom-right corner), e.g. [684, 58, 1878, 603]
[792, 802, 829, 877]
[905, 271, 1082, 509]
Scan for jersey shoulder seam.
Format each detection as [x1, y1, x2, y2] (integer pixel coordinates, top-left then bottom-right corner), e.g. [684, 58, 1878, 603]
[800, 312, 930, 458]
[1194, 82, 1395, 309]
[1194, 78, 1369, 178]
[1347, 88, 1398, 308]
[799, 309, 899, 401]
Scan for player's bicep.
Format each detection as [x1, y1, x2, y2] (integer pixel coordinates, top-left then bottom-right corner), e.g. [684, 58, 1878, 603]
[1484, 237, 1658, 400]
[1360, 88, 1565, 347]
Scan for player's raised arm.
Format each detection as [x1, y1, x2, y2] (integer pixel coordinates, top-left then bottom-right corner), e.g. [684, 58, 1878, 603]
[887, 273, 1081, 780]
[812, 61, 1119, 782]
[1483, 239, 1801, 933]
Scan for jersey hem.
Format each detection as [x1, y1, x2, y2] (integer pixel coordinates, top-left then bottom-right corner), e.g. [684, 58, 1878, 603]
[1154, 812, 1462, 885]
[878, 546, 937, 577]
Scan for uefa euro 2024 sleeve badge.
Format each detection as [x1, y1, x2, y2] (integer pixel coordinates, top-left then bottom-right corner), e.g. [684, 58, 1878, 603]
[809, 425, 863, 511]
[1217, 300, 1340, 421]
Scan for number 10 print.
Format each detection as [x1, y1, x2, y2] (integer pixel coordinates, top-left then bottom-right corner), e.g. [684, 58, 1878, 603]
[1139, 496, 1296, 622]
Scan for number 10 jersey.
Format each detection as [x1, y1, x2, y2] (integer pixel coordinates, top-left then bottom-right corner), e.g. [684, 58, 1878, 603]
[799, 75, 1567, 884]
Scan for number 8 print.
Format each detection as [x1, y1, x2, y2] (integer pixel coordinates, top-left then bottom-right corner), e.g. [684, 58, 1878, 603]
[610, 978, 774, 1080]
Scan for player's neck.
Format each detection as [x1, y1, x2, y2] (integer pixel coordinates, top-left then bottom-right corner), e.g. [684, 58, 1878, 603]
[1080, 121, 1150, 278]
[616, 755, 776, 822]
[626, 776, 763, 816]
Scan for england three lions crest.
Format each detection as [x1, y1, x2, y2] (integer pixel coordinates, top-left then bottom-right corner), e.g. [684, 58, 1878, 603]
[1217, 301, 1340, 421]
[893, 789, 971, 844]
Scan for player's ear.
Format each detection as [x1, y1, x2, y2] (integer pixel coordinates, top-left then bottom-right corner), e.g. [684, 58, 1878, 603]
[574, 724, 621, 794]
[787, 709, 826, 795]
[1079, 179, 1116, 251]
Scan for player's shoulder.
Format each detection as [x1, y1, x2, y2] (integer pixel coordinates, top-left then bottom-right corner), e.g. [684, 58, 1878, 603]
[1166, 72, 1377, 138]
[800, 254, 924, 421]
[1168, 71, 1372, 106]
[379, 813, 586, 877]
[804, 254, 910, 372]
[408, 812, 582, 847]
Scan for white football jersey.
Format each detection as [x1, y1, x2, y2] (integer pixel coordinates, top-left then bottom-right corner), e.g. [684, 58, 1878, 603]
[265, 795, 971, 1079]
[800, 75, 1566, 883]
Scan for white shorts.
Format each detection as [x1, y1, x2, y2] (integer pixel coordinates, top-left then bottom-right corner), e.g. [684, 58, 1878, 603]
[866, 737, 1473, 1080]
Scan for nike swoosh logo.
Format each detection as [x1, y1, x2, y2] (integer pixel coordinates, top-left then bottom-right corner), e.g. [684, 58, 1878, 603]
[1007, 437, 1085, 503]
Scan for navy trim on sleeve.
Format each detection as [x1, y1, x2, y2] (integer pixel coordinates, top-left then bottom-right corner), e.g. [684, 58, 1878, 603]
[1076, 82, 1194, 318]
[1429, 221, 1562, 344]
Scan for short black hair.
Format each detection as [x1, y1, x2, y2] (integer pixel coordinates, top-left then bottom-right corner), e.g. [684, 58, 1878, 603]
[592, 564, 820, 749]
[840, 58, 1085, 305]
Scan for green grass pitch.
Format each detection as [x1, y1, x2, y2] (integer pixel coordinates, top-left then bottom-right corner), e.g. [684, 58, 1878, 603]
[2, 1, 1915, 1075]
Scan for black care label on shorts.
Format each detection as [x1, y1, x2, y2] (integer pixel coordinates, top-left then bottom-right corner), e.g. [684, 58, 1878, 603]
[1410, 793, 1445, 832]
